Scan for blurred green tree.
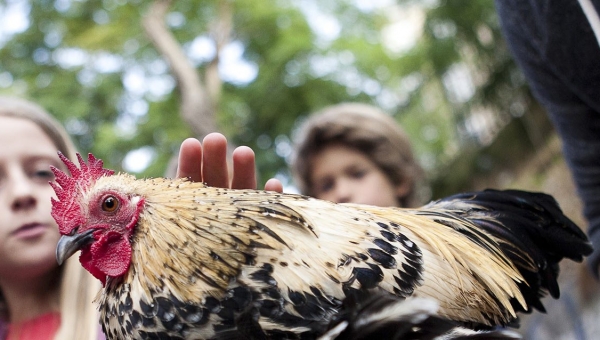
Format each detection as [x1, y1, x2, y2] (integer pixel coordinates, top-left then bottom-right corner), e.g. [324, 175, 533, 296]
[0, 0, 539, 196]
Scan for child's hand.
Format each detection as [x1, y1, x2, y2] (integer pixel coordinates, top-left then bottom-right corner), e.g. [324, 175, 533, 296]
[176, 133, 283, 192]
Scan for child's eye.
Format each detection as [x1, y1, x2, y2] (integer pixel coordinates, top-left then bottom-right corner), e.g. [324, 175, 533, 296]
[33, 169, 55, 180]
[316, 179, 334, 193]
[350, 169, 366, 179]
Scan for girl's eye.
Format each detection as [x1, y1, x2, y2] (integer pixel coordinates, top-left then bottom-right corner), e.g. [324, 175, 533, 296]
[29, 160, 56, 181]
[102, 196, 119, 213]
[34, 170, 55, 179]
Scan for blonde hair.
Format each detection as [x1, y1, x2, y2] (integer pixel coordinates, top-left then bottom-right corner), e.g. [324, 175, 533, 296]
[292, 103, 424, 207]
[0, 96, 101, 340]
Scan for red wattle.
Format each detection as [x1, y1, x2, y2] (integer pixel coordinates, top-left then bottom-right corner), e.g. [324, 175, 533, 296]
[80, 250, 107, 285]
[87, 231, 132, 282]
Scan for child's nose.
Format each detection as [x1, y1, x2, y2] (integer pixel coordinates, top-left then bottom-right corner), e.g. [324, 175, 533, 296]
[332, 180, 354, 204]
[8, 173, 37, 211]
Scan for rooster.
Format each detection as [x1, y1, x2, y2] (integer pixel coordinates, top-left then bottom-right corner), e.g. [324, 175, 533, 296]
[51, 153, 592, 339]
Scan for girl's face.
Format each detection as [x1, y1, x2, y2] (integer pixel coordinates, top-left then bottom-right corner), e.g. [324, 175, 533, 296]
[309, 144, 409, 207]
[0, 116, 63, 280]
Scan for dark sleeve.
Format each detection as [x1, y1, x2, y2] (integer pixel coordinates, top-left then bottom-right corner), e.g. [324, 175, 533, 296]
[495, 0, 600, 276]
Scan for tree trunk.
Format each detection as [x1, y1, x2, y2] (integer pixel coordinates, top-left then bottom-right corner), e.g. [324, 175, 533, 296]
[143, 0, 235, 176]
[143, 0, 234, 138]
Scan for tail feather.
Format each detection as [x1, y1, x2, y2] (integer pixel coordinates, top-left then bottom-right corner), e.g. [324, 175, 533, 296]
[462, 189, 589, 261]
[427, 189, 593, 312]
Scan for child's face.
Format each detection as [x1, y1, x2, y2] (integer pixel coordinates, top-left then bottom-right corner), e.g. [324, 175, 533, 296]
[309, 144, 408, 207]
[0, 116, 63, 280]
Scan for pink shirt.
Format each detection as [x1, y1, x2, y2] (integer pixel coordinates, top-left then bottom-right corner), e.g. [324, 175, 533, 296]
[5, 312, 60, 340]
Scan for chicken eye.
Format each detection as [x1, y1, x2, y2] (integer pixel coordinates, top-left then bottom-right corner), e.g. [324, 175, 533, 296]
[102, 196, 119, 213]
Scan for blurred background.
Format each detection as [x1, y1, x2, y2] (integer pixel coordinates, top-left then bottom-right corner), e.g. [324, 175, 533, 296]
[0, 0, 546, 193]
[0, 0, 598, 338]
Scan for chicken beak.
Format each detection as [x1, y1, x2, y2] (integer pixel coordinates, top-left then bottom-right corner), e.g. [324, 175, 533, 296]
[56, 229, 95, 265]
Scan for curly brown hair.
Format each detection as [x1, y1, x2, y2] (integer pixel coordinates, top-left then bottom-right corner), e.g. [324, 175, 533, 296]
[291, 103, 424, 207]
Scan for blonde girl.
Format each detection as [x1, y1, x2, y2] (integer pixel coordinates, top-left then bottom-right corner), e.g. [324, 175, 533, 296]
[0, 96, 101, 340]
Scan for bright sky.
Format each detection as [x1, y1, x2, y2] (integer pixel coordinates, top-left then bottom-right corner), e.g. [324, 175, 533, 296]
[0, 1, 29, 46]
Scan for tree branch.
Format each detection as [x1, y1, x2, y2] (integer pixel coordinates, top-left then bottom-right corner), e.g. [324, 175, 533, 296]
[205, 0, 232, 101]
[142, 0, 217, 137]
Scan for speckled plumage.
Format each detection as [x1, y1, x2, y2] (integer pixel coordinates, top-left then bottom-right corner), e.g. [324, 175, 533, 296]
[317, 292, 523, 340]
[51, 154, 593, 340]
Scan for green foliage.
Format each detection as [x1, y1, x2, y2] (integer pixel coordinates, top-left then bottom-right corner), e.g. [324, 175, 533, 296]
[0, 0, 536, 195]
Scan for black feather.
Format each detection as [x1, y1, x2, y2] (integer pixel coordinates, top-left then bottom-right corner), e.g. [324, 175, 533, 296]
[426, 189, 593, 314]
[318, 292, 522, 340]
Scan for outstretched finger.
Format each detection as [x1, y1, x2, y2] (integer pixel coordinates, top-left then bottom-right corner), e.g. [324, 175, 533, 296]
[231, 146, 257, 189]
[264, 178, 284, 193]
[175, 138, 203, 182]
[202, 133, 230, 188]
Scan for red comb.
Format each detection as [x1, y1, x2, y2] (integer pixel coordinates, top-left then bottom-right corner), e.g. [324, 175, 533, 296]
[50, 152, 115, 235]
